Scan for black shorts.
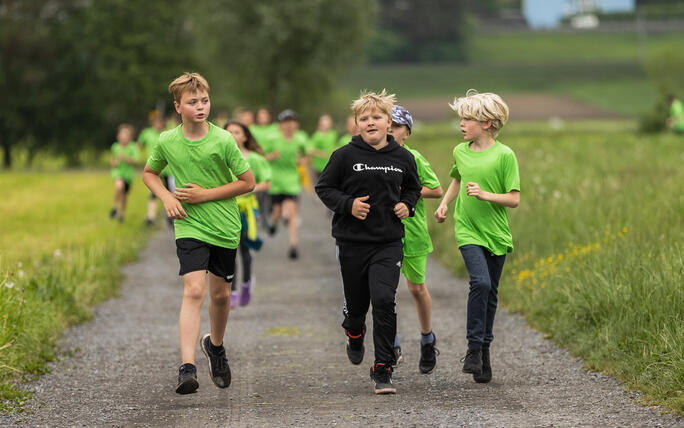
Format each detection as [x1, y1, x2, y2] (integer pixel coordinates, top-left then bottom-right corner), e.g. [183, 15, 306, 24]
[115, 178, 131, 194]
[270, 194, 299, 205]
[176, 238, 237, 282]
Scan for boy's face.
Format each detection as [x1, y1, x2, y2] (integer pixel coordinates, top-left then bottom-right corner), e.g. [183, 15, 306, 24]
[117, 128, 132, 144]
[175, 90, 210, 125]
[389, 122, 410, 145]
[279, 119, 297, 137]
[227, 123, 247, 146]
[460, 118, 491, 141]
[356, 108, 391, 146]
[256, 109, 271, 125]
[318, 114, 332, 132]
[238, 111, 254, 126]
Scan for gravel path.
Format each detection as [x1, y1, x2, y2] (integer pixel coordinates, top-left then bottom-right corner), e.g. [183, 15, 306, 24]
[3, 195, 681, 427]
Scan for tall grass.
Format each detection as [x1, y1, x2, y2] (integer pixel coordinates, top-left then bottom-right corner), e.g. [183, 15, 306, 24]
[0, 171, 155, 413]
[413, 120, 684, 414]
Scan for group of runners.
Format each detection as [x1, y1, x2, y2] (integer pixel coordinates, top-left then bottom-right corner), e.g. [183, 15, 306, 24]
[133, 71, 519, 396]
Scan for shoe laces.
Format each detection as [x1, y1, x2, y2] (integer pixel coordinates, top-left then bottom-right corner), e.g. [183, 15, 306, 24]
[460, 349, 479, 363]
[372, 363, 392, 382]
[421, 342, 440, 358]
[210, 346, 229, 373]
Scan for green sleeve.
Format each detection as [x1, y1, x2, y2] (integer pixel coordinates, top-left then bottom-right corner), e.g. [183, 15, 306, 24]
[503, 151, 520, 192]
[146, 140, 167, 173]
[226, 138, 250, 176]
[449, 147, 461, 180]
[415, 152, 440, 189]
[259, 156, 272, 182]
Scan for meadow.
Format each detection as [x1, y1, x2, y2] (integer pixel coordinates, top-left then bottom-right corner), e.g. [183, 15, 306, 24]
[0, 172, 154, 412]
[411, 120, 684, 414]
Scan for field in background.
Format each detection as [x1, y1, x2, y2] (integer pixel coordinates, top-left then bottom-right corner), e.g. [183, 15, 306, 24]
[342, 31, 684, 116]
[0, 172, 155, 412]
[410, 120, 683, 413]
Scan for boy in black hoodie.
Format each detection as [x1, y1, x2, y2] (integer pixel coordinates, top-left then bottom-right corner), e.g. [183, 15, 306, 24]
[315, 90, 422, 394]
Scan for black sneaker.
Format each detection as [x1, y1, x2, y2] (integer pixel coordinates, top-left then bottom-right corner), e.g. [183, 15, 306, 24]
[267, 224, 277, 236]
[200, 334, 232, 388]
[288, 247, 298, 260]
[145, 217, 154, 226]
[109, 208, 117, 219]
[419, 338, 439, 374]
[393, 346, 403, 367]
[345, 329, 365, 365]
[461, 348, 482, 374]
[175, 363, 199, 394]
[370, 363, 396, 394]
[473, 348, 492, 383]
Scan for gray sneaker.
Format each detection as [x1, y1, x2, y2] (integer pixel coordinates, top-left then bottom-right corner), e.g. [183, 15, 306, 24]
[370, 362, 396, 394]
[200, 334, 232, 388]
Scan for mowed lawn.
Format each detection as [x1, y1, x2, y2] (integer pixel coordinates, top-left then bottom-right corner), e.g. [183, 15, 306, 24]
[410, 120, 684, 414]
[0, 171, 154, 412]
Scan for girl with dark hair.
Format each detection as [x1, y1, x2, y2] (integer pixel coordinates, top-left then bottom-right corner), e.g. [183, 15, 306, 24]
[225, 121, 272, 307]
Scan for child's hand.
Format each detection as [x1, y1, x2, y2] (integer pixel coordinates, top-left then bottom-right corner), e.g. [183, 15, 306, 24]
[351, 195, 370, 220]
[175, 183, 208, 204]
[161, 195, 188, 219]
[466, 182, 487, 200]
[393, 202, 409, 219]
[434, 204, 448, 223]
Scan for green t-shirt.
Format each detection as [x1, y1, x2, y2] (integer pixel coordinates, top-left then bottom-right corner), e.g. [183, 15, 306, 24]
[337, 133, 352, 148]
[250, 124, 280, 153]
[246, 151, 272, 184]
[110, 142, 140, 183]
[267, 133, 307, 195]
[138, 127, 169, 176]
[670, 99, 684, 131]
[147, 123, 250, 249]
[308, 130, 338, 172]
[402, 146, 441, 257]
[449, 140, 520, 255]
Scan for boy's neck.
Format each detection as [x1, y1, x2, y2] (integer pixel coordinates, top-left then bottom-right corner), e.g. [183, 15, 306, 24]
[181, 120, 209, 141]
[469, 134, 496, 152]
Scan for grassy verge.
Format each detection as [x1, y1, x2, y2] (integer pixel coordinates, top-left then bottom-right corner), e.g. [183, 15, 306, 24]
[412, 120, 683, 414]
[0, 171, 155, 413]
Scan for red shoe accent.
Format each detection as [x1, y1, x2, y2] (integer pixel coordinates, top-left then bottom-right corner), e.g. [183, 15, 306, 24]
[345, 329, 365, 339]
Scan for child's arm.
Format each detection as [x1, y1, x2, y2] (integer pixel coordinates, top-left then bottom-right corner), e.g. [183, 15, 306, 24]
[434, 178, 460, 223]
[465, 182, 520, 208]
[314, 151, 360, 216]
[254, 181, 270, 193]
[174, 170, 256, 204]
[394, 156, 422, 219]
[422, 185, 443, 199]
[143, 165, 187, 219]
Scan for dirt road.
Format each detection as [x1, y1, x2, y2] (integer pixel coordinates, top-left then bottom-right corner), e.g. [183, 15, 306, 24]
[4, 195, 680, 427]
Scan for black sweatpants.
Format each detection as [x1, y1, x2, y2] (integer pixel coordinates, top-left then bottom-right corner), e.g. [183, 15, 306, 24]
[232, 232, 252, 291]
[337, 241, 403, 364]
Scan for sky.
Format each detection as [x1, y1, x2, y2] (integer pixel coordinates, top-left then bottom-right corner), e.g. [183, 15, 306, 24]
[523, 0, 635, 29]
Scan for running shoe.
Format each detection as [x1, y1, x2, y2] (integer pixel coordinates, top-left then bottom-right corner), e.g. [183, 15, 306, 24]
[345, 329, 365, 365]
[393, 345, 403, 367]
[109, 208, 117, 219]
[230, 291, 238, 308]
[461, 348, 482, 374]
[419, 337, 439, 374]
[200, 334, 232, 388]
[473, 348, 492, 383]
[239, 279, 252, 306]
[175, 363, 199, 394]
[370, 362, 396, 394]
[288, 247, 298, 260]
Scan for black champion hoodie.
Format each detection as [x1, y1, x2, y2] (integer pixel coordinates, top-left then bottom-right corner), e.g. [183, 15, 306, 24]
[315, 134, 422, 245]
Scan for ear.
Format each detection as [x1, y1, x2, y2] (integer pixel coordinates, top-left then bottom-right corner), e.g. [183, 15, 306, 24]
[174, 100, 181, 115]
[482, 120, 493, 130]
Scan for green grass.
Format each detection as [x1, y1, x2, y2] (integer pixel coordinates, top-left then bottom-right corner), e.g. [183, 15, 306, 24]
[342, 30, 684, 116]
[412, 120, 684, 414]
[0, 171, 154, 413]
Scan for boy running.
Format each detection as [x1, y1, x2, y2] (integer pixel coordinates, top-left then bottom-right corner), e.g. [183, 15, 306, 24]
[143, 72, 255, 394]
[109, 123, 140, 222]
[315, 90, 421, 394]
[434, 91, 520, 384]
[307, 113, 338, 182]
[388, 105, 443, 374]
[139, 114, 174, 226]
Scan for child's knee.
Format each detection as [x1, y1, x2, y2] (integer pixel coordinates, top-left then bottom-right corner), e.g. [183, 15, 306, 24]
[469, 278, 491, 294]
[407, 281, 426, 298]
[210, 286, 231, 303]
[183, 282, 206, 301]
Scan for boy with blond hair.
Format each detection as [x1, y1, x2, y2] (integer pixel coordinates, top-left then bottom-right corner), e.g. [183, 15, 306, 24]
[315, 90, 421, 394]
[143, 72, 255, 394]
[434, 90, 520, 384]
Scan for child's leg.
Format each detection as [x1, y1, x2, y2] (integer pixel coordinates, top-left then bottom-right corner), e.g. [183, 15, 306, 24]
[368, 244, 403, 364]
[270, 201, 282, 224]
[238, 238, 252, 284]
[338, 245, 371, 336]
[283, 199, 298, 247]
[402, 255, 432, 334]
[113, 178, 125, 211]
[208, 273, 231, 345]
[119, 181, 129, 217]
[179, 270, 207, 364]
[458, 245, 492, 351]
[483, 254, 506, 349]
[146, 193, 157, 221]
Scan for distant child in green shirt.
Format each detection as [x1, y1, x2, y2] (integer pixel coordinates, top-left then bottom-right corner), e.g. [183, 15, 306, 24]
[138, 115, 172, 226]
[109, 123, 140, 223]
[388, 105, 443, 374]
[143, 72, 255, 395]
[434, 90, 520, 384]
[337, 115, 358, 148]
[667, 94, 684, 134]
[308, 113, 338, 181]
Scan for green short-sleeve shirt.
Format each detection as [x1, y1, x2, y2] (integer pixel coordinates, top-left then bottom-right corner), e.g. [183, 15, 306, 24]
[308, 130, 338, 173]
[138, 127, 169, 176]
[402, 145, 441, 257]
[337, 133, 351, 148]
[250, 124, 280, 153]
[147, 123, 250, 249]
[110, 142, 140, 183]
[267, 133, 307, 195]
[670, 99, 684, 131]
[247, 151, 272, 184]
[449, 140, 520, 255]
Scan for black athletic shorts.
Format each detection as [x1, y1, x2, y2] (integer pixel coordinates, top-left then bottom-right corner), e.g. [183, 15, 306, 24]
[115, 178, 131, 194]
[270, 194, 299, 204]
[176, 238, 237, 282]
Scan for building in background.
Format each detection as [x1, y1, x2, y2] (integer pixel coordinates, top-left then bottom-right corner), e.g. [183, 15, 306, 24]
[523, 0, 635, 29]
